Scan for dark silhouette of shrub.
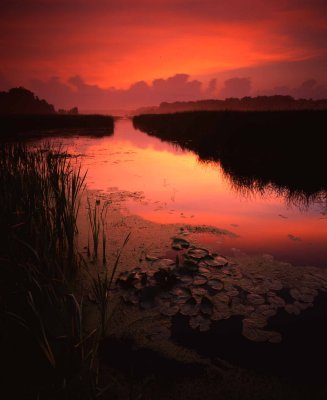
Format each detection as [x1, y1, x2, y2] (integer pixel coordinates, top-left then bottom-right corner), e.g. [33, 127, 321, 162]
[0, 87, 56, 114]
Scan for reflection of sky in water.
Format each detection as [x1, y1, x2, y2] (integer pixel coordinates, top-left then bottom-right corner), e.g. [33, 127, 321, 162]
[38, 119, 327, 268]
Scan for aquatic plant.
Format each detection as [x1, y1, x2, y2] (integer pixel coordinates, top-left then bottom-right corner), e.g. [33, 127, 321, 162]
[0, 144, 106, 399]
[87, 197, 101, 261]
[116, 237, 327, 344]
[88, 232, 131, 338]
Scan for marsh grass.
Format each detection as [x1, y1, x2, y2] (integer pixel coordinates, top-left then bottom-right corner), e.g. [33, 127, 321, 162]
[0, 143, 87, 282]
[87, 232, 131, 338]
[87, 198, 101, 261]
[133, 110, 327, 206]
[87, 198, 111, 264]
[0, 143, 107, 399]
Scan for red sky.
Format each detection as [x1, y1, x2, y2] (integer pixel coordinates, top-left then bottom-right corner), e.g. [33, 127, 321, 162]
[1, 0, 327, 108]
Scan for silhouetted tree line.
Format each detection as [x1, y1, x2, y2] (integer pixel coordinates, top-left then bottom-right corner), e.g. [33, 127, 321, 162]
[58, 106, 79, 115]
[0, 87, 56, 114]
[135, 95, 327, 114]
[0, 88, 114, 138]
[133, 110, 327, 201]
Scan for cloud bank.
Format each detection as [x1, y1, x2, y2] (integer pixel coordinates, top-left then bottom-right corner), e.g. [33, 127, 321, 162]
[30, 74, 217, 110]
[28, 74, 327, 111]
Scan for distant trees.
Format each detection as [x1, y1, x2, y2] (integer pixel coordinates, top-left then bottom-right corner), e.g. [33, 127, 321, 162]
[152, 95, 327, 114]
[0, 87, 56, 114]
[58, 106, 79, 115]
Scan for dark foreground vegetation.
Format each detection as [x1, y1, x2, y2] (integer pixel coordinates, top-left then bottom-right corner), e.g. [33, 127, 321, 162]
[0, 145, 93, 398]
[133, 110, 327, 204]
[0, 145, 127, 399]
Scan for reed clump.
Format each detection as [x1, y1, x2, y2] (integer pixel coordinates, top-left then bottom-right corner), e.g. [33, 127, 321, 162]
[0, 143, 86, 281]
[0, 144, 103, 399]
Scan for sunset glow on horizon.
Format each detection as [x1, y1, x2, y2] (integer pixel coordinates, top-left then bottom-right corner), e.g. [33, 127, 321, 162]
[1, 0, 327, 108]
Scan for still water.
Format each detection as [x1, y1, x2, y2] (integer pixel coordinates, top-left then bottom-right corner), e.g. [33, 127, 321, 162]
[38, 118, 327, 267]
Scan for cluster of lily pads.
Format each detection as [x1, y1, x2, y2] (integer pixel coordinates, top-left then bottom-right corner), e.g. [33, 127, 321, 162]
[116, 237, 326, 343]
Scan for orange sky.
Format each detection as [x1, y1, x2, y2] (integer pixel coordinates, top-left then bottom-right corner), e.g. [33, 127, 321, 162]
[1, 0, 327, 107]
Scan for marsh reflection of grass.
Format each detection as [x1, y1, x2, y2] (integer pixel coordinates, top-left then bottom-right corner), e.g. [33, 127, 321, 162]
[133, 110, 327, 209]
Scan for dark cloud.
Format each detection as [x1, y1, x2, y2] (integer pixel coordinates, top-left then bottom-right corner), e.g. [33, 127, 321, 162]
[28, 73, 327, 111]
[258, 79, 327, 99]
[30, 74, 217, 110]
[219, 77, 251, 99]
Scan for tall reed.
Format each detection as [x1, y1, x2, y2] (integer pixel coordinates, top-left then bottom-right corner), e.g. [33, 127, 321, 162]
[87, 198, 110, 264]
[0, 143, 86, 283]
[0, 144, 100, 399]
[89, 232, 131, 338]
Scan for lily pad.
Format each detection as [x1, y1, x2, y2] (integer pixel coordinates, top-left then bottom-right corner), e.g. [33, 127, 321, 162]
[267, 331, 282, 344]
[122, 291, 139, 305]
[140, 298, 157, 310]
[243, 316, 267, 329]
[215, 293, 230, 303]
[225, 286, 239, 297]
[198, 265, 212, 275]
[187, 248, 209, 260]
[247, 294, 265, 305]
[193, 275, 208, 286]
[205, 256, 228, 267]
[267, 295, 285, 308]
[242, 326, 275, 343]
[200, 297, 214, 315]
[172, 243, 183, 250]
[294, 301, 313, 311]
[148, 320, 171, 341]
[153, 258, 175, 268]
[256, 304, 277, 317]
[231, 303, 255, 316]
[146, 255, 159, 262]
[157, 291, 173, 300]
[208, 279, 224, 291]
[191, 287, 207, 297]
[212, 297, 232, 317]
[285, 303, 301, 315]
[171, 287, 192, 300]
[159, 304, 179, 316]
[266, 279, 283, 291]
[180, 297, 199, 316]
[154, 268, 178, 288]
[189, 315, 211, 332]
[179, 275, 193, 285]
[133, 279, 146, 290]
[290, 288, 302, 301]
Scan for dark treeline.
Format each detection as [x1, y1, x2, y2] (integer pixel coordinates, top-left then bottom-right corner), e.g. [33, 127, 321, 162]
[135, 95, 327, 115]
[0, 87, 56, 114]
[0, 87, 114, 137]
[133, 110, 327, 204]
[1, 114, 114, 137]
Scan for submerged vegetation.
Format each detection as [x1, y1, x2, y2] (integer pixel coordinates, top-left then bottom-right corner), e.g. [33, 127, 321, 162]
[133, 110, 327, 206]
